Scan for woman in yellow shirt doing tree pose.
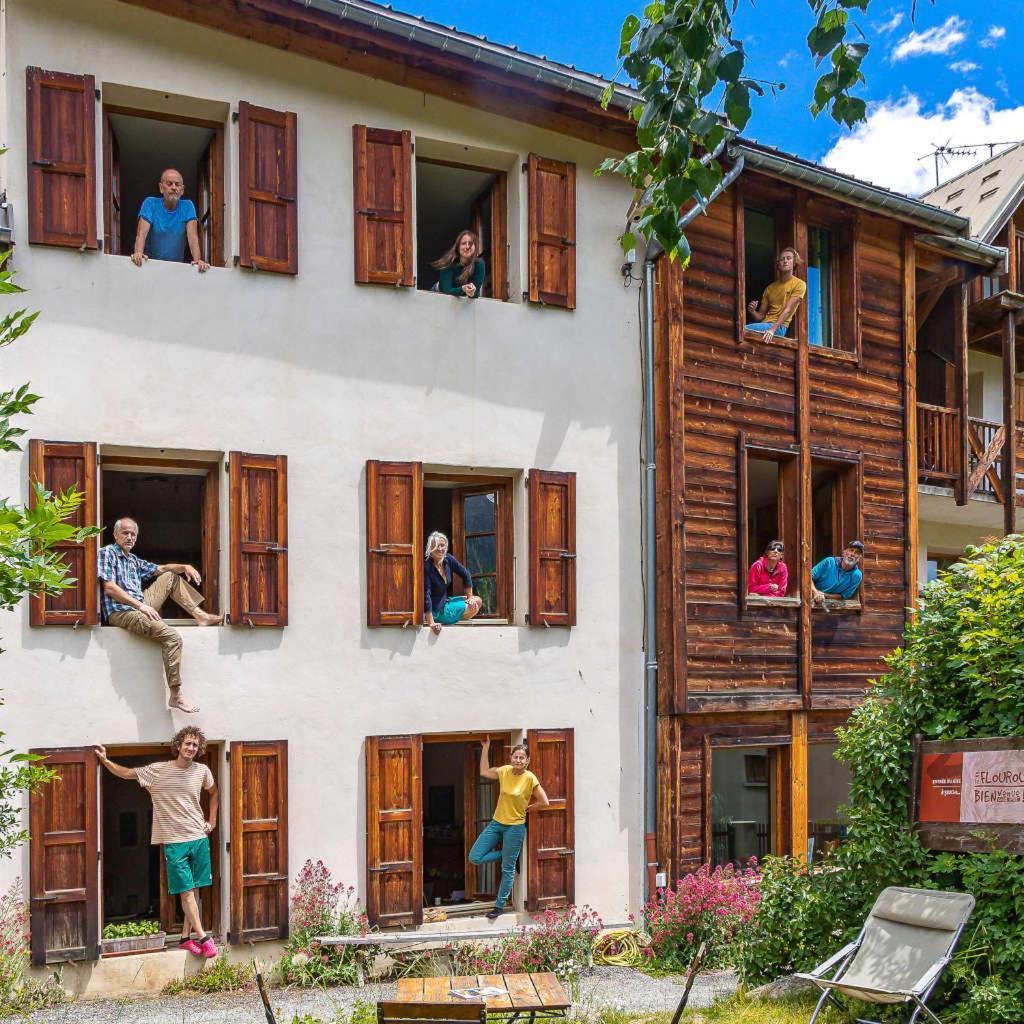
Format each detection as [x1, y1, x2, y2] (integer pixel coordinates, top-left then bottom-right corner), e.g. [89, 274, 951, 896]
[470, 738, 550, 921]
[746, 246, 806, 340]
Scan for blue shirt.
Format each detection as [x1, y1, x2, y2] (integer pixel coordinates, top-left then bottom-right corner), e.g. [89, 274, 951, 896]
[811, 556, 863, 600]
[424, 554, 473, 616]
[138, 196, 197, 262]
[98, 543, 160, 618]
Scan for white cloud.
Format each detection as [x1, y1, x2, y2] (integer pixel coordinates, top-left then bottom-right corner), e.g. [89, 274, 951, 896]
[980, 25, 1006, 48]
[891, 16, 967, 61]
[949, 60, 980, 74]
[821, 88, 1024, 196]
[778, 50, 798, 69]
[877, 10, 904, 35]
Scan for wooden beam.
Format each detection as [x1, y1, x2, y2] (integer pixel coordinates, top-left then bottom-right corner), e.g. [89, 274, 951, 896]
[789, 712, 808, 861]
[965, 423, 1006, 500]
[956, 283, 969, 505]
[114, 0, 637, 152]
[903, 229, 919, 613]
[794, 195, 812, 711]
[1005, 310, 1018, 534]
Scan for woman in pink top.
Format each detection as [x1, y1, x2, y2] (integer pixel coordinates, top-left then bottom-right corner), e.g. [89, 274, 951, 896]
[748, 540, 789, 596]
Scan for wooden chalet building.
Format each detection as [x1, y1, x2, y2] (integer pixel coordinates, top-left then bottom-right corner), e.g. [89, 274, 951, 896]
[648, 143, 1008, 876]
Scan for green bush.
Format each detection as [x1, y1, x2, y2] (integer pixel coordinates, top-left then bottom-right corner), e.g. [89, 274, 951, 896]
[102, 919, 162, 939]
[0, 879, 65, 1015]
[737, 536, 1024, 1018]
[162, 954, 253, 994]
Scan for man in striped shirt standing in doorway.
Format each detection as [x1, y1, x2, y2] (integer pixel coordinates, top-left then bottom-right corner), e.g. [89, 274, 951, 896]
[95, 727, 219, 958]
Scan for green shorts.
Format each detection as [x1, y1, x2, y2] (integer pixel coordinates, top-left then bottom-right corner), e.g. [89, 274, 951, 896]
[163, 837, 212, 895]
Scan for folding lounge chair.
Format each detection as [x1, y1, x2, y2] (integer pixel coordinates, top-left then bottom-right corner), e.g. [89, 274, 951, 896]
[796, 886, 974, 1024]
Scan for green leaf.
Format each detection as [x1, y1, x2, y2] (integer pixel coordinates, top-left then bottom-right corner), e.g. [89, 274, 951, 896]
[724, 82, 751, 130]
[716, 49, 744, 83]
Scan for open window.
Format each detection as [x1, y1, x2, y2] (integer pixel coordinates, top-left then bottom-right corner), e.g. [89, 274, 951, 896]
[805, 200, 860, 356]
[811, 457, 863, 609]
[100, 451, 221, 619]
[709, 744, 781, 868]
[102, 104, 225, 266]
[415, 158, 508, 301]
[100, 743, 222, 939]
[807, 741, 850, 862]
[737, 438, 799, 609]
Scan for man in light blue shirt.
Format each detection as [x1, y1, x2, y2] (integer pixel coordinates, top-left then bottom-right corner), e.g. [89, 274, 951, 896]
[131, 168, 209, 272]
[811, 540, 864, 605]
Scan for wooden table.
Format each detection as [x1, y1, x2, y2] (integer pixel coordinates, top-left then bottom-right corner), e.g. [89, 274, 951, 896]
[395, 973, 571, 1021]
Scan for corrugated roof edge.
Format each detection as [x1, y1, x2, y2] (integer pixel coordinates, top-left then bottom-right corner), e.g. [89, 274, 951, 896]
[301, 0, 639, 111]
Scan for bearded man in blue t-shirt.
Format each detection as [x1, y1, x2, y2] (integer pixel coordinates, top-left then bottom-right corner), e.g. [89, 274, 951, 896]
[131, 168, 209, 272]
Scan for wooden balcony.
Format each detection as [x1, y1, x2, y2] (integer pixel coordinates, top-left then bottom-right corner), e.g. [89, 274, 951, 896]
[917, 403, 959, 485]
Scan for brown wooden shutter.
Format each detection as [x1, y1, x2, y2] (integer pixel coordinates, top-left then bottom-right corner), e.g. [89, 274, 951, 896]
[527, 154, 576, 309]
[365, 734, 423, 927]
[366, 460, 423, 627]
[25, 68, 97, 250]
[28, 439, 98, 627]
[528, 470, 576, 626]
[238, 101, 298, 274]
[102, 115, 121, 255]
[229, 740, 289, 943]
[526, 729, 574, 911]
[229, 452, 288, 627]
[352, 125, 414, 286]
[29, 747, 99, 964]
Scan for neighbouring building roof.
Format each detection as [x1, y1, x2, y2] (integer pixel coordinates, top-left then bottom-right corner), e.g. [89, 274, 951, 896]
[920, 142, 1024, 243]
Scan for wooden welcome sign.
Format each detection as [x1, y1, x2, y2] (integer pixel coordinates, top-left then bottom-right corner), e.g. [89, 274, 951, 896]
[911, 736, 1024, 853]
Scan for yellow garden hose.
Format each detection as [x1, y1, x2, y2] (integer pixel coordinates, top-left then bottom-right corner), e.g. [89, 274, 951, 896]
[592, 928, 651, 967]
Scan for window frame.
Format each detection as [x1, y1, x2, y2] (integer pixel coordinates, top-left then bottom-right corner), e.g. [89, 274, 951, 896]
[101, 104, 226, 267]
[809, 452, 865, 613]
[447, 478, 514, 621]
[805, 204, 861, 361]
[737, 434, 801, 614]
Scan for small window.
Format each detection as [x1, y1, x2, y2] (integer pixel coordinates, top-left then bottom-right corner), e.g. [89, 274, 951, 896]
[925, 553, 960, 584]
[811, 459, 862, 608]
[424, 475, 513, 620]
[807, 741, 851, 862]
[807, 226, 834, 348]
[415, 158, 508, 301]
[739, 445, 798, 607]
[710, 746, 778, 867]
[100, 451, 221, 618]
[980, 187, 999, 202]
[103, 105, 226, 266]
[744, 207, 776, 315]
[981, 170, 1000, 184]
[946, 188, 964, 201]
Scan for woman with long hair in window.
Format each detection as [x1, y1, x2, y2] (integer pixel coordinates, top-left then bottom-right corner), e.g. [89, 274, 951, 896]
[424, 530, 482, 634]
[470, 739, 549, 920]
[432, 229, 485, 299]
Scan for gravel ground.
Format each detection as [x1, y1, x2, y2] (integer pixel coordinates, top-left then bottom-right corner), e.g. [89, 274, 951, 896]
[4, 967, 739, 1024]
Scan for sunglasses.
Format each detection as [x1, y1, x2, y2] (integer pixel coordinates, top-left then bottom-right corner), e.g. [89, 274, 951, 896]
[768, 544, 785, 552]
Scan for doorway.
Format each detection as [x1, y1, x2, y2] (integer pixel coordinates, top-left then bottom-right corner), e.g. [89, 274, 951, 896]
[101, 744, 222, 939]
[709, 745, 779, 867]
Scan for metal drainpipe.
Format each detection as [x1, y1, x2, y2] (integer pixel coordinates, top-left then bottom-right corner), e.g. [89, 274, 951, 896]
[639, 153, 745, 900]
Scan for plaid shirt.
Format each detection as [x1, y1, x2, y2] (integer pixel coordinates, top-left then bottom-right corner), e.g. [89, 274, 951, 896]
[98, 544, 160, 618]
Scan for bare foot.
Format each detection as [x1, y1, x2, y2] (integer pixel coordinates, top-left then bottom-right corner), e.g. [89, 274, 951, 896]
[169, 693, 200, 714]
[194, 610, 225, 627]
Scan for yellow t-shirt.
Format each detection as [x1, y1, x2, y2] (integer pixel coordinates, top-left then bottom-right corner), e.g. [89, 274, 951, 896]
[761, 276, 806, 326]
[493, 765, 539, 826]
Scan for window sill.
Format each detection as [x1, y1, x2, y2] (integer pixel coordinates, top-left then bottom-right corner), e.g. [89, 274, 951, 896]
[742, 328, 798, 350]
[745, 595, 801, 608]
[809, 344, 858, 363]
[812, 599, 861, 613]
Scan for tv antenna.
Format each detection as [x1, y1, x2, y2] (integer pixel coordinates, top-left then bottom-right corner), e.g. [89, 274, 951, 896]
[919, 140, 1024, 188]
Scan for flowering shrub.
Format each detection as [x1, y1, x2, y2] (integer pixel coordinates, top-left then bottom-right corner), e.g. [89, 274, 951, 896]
[0, 880, 64, 1013]
[450, 906, 603, 982]
[643, 862, 761, 970]
[278, 860, 370, 988]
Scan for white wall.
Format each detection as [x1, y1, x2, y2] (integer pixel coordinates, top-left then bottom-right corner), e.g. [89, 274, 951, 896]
[0, 0, 644, 927]
[967, 351, 1004, 423]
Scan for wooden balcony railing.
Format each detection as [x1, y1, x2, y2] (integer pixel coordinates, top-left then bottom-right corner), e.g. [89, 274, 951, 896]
[967, 417, 1006, 500]
[917, 403, 960, 483]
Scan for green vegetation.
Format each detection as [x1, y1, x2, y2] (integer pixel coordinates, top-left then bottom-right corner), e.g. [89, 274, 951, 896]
[738, 536, 1024, 1022]
[0, 880, 65, 1015]
[102, 920, 162, 940]
[162, 954, 254, 995]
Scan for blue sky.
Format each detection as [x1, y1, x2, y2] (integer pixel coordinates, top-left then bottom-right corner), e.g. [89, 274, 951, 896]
[400, 1, 1024, 194]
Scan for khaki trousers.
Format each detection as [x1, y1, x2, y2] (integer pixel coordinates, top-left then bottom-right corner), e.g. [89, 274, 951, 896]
[108, 572, 204, 691]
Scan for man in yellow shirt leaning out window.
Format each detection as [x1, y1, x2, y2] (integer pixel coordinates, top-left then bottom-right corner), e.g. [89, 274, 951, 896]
[746, 247, 806, 340]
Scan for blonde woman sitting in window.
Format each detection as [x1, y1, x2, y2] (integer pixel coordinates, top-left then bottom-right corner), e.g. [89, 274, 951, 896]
[746, 247, 805, 339]
[425, 531, 483, 634]
[432, 229, 485, 299]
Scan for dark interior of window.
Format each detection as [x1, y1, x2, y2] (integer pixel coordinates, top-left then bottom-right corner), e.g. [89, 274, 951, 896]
[105, 111, 218, 261]
[916, 290, 958, 407]
[811, 466, 839, 565]
[102, 469, 204, 619]
[807, 226, 834, 348]
[744, 207, 776, 318]
[747, 457, 781, 562]
[101, 754, 160, 926]
[807, 742, 851, 861]
[416, 160, 502, 297]
[711, 746, 774, 868]
[422, 742, 467, 907]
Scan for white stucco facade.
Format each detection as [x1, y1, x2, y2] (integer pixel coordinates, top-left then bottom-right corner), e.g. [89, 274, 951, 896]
[0, 0, 644, 958]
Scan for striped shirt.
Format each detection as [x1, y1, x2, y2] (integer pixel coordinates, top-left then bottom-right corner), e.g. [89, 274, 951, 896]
[98, 543, 160, 619]
[134, 760, 214, 845]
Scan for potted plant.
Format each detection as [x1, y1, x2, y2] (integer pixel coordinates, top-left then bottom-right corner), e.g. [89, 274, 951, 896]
[101, 919, 167, 956]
